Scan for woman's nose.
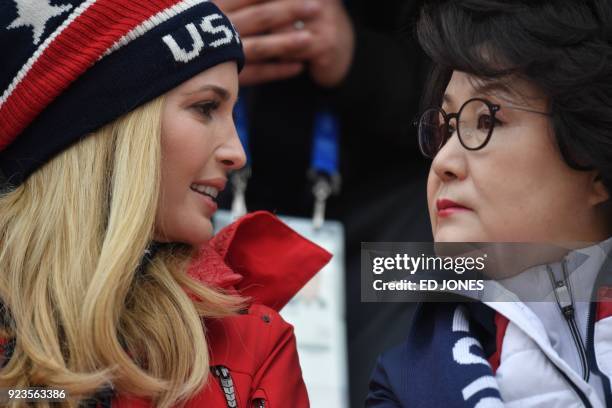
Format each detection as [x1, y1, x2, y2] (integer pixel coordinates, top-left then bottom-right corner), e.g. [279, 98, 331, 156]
[217, 124, 247, 171]
[430, 127, 467, 182]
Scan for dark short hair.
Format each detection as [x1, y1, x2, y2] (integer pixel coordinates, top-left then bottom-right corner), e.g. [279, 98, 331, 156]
[416, 0, 612, 191]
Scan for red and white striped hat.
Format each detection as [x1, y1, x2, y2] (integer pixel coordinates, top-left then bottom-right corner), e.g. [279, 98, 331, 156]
[0, 0, 244, 186]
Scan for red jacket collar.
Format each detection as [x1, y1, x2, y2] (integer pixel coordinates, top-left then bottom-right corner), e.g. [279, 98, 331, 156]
[188, 211, 332, 311]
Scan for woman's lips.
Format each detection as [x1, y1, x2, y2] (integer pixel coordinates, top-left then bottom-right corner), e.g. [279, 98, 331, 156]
[436, 198, 472, 218]
[191, 189, 218, 214]
[190, 178, 224, 215]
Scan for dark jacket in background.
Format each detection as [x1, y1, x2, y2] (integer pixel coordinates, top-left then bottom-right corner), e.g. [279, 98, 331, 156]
[219, 1, 431, 405]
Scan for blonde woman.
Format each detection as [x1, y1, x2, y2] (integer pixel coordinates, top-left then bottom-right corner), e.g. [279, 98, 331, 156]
[0, 0, 329, 407]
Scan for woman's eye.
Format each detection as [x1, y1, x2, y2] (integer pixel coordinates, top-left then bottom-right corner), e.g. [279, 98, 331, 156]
[194, 101, 219, 119]
[477, 114, 502, 130]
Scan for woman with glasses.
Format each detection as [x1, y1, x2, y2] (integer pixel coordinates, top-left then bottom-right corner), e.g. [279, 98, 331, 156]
[367, 0, 612, 407]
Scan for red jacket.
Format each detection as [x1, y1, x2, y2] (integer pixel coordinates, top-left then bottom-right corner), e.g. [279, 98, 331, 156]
[115, 211, 332, 407]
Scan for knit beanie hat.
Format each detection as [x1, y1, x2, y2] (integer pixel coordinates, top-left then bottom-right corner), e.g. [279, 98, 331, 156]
[0, 0, 244, 187]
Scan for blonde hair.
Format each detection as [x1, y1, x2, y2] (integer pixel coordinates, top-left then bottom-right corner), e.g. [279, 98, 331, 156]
[0, 97, 243, 407]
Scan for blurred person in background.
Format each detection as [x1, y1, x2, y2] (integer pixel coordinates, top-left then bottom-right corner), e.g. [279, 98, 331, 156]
[213, 0, 432, 405]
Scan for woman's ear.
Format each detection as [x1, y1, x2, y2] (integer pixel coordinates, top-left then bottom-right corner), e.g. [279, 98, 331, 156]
[588, 172, 610, 206]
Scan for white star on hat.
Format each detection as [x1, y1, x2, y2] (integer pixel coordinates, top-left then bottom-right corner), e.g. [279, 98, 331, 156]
[6, 0, 73, 45]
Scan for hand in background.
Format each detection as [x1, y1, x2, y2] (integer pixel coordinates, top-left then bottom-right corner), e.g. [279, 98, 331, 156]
[214, 0, 321, 85]
[214, 0, 355, 88]
[290, 0, 355, 87]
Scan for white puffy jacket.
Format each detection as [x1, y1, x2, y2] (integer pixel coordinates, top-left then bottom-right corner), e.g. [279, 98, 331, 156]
[484, 241, 612, 407]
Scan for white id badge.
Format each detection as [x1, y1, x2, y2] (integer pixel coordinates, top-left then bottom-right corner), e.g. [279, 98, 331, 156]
[214, 210, 348, 408]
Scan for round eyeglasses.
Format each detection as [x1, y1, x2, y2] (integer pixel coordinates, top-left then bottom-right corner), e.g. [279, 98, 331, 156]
[416, 97, 550, 158]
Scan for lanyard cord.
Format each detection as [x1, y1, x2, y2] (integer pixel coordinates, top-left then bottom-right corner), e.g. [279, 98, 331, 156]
[230, 91, 341, 227]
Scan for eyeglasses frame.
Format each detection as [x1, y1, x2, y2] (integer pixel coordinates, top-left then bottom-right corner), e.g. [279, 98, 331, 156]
[415, 97, 551, 158]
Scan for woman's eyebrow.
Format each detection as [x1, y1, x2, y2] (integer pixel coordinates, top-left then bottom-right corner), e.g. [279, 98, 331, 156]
[442, 82, 515, 107]
[184, 84, 230, 100]
[472, 81, 516, 100]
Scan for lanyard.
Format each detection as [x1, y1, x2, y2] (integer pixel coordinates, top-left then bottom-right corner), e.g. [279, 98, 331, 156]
[230, 89, 341, 227]
[309, 110, 341, 229]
